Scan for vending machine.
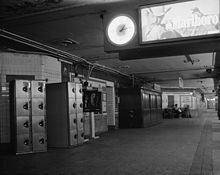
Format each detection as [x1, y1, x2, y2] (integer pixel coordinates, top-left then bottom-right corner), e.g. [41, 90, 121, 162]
[46, 82, 84, 148]
[10, 80, 47, 154]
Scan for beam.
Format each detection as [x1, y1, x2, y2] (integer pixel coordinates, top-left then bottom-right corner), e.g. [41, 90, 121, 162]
[143, 76, 215, 83]
[134, 66, 214, 75]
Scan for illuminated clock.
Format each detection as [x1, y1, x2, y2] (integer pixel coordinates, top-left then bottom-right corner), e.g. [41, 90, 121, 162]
[106, 15, 136, 46]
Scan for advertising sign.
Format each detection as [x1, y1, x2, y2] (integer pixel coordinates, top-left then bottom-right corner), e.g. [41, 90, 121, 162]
[83, 90, 102, 112]
[140, 0, 220, 43]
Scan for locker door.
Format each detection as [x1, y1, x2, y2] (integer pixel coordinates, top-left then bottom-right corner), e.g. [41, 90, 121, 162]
[16, 99, 31, 116]
[16, 134, 32, 154]
[16, 116, 30, 135]
[31, 81, 45, 98]
[15, 80, 30, 98]
[68, 99, 77, 114]
[76, 99, 83, 113]
[32, 116, 46, 134]
[68, 82, 76, 99]
[33, 134, 47, 152]
[32, 99, 45, 116]
[75, 84, 83, 99]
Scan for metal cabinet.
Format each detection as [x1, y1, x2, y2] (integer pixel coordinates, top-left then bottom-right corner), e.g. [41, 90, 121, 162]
[46, 82, 84, 148]
[118, 88, 162, 128]
[10, 80, 47, 154]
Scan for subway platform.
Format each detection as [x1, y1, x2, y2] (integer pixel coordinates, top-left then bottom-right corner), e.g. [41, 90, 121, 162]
[0, 110, 219, 175]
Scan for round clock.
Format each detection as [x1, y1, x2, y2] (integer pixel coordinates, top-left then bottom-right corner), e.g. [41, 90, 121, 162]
[106, 15, 136, 46]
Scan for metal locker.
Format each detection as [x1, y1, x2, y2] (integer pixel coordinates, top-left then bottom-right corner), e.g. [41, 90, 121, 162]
[32, 116, 46, 134]
[15, 99, 31, 116]
[32, 98, 45, 116]
[31, 81, 45, 98]
[75, 84, 82, 99]
[16, 134, 32, 154]
[33, 134, 47, 152]
[76, 99, 83, 113]
[31, 80, 47, 153]
[46, 82, 84, 148]
[68, 82, 76, 99]
[11, 80, 47, 154]
[15, 80, 31, 98]
[16, 116, 31, 135]
[69, 114, 78, 146]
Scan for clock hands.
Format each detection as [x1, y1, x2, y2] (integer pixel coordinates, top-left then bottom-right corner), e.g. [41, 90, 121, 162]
[119, 25, 128, 32]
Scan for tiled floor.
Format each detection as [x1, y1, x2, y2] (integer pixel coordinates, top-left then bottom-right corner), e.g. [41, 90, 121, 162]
[0, 110, 219, 175]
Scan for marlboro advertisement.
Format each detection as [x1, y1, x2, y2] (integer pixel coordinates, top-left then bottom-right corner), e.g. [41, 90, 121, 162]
[140, 0, 220, 43]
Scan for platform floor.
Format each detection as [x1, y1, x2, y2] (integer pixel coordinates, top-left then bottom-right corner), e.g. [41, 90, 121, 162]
[1, 110, 220, 175]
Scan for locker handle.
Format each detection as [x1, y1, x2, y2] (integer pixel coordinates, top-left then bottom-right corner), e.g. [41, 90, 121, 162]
[39, 138, 44, 144]
[73, 103, 76, 108]
[23, 86, 28, 92]
[39, 120, 44, 127]
[38, 86, 43, 92]
[23, 121, 29, 128]
[24, 139, 29, 145]
[80, 103, 83, 108]
[73, 119, 77, 123]
[80, 118, 84, 123]
[72, 88, 75, 93]
[74, 134, 77, 139]
[81, 133, 84, 138]
[23, 103, 29, 110]
[79, 89, 82, 93]
[38, 103, 43, 110]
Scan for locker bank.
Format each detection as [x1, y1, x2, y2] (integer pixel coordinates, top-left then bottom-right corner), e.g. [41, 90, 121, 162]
[1, 0, 220, 174]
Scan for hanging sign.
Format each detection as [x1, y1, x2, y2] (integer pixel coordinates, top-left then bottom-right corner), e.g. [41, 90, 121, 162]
[140, 0, 220, 43]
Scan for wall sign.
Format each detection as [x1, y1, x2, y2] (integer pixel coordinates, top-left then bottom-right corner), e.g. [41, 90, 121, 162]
[140, 0, 220, 43]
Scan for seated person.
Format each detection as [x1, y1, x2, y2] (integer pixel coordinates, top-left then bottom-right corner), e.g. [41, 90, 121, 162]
[172, 104, 182, 118]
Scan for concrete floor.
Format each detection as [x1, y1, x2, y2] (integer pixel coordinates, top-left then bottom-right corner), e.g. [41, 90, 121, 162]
[0, 110, 219, 175]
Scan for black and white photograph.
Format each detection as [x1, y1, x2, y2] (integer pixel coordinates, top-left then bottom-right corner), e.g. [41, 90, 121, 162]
[0, 0, 220, 174]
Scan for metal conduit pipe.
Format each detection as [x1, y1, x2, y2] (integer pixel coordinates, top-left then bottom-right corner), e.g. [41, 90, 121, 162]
[0, 29, 85, 63]
[0, 29, 133, 79]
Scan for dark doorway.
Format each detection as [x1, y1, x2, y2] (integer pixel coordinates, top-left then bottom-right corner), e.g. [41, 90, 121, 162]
[168, 95, 174, 108]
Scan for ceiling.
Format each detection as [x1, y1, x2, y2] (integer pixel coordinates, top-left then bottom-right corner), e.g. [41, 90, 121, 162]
[0, 0, 219, 96]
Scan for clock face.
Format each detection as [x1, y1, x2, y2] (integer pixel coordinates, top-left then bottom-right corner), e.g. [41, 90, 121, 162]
[106, 15, 136, 46]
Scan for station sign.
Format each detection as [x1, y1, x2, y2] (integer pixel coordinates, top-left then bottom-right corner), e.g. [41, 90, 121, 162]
[140, 0, 220, 43]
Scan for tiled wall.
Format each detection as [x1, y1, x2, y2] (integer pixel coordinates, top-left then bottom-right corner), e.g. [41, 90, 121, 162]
[41, 55, 61, 83]
[0, 52, 61, 143]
